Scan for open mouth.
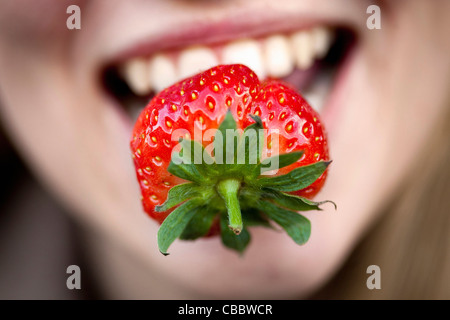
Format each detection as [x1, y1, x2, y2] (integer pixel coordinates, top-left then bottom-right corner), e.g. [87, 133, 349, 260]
[102, 26, 355, 123]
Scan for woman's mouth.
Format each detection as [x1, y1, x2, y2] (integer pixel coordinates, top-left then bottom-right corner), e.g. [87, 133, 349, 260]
[102, 25, 354, 124]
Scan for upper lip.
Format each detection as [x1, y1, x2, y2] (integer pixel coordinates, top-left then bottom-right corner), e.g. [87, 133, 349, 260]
[103, 10, 348, 68]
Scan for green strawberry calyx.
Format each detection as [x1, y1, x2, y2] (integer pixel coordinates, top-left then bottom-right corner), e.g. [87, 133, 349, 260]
[155, 112, 336, 255]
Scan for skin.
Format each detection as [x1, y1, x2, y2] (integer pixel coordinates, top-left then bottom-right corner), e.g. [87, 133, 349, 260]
[0, 0, 449, 298]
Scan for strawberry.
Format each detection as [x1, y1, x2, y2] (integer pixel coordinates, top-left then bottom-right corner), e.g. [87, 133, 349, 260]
[130, 64, 334, 254]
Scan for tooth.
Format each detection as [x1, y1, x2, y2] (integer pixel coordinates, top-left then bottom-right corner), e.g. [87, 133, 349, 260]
[290, 30, 315, 70]
[312, 27, 333, 59]
[148, 54, 177, 93]
[121, 57, 150, 96]
[178, 46, 219, 80]
[222, 39, 266, 79]
[263, 34, 294, 78]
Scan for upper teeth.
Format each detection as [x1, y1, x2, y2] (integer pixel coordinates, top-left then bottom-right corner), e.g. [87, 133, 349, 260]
[222, 39, 267, 80]
[263, 34, 295, 78]
[121, 27, 333, 96]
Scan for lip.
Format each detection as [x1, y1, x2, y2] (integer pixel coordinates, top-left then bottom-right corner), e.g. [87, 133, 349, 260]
[102, 10, 348, 67]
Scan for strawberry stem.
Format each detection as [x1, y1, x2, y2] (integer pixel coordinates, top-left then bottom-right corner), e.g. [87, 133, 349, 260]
[217, 179, 242, 235]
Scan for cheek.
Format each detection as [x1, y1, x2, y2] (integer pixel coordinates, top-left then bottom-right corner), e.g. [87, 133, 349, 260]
[0, 1, 87, 47]
[320, 9, 450, 263]
[0, 51, 146, 237]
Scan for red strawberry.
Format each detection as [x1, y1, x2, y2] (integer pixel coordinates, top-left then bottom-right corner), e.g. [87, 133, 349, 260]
[130, 64, 334, 254]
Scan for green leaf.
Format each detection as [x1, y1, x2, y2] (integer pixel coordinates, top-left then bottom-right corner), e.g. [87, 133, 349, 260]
[236, 115, 264, 174]
[220, 213, 251, 254]
[256, 161, 331, 192]
[241, 208, 272, 228]
[157, 199, 203, 255]
[168, 153, 204, 183]
[169, 137, 220, 183]
[155, 183, 200, 212]
[179, 138, 214, 166]
[260, 201, 311, 245]
[179, 138, 217, 176]
[248, 114, 263, 128]
[216, 111, 237, 134]
[262, 189, 336, 211]
[214, 111, 238, 166]
[257, 151, 304, 176]
[180, 207, 218, 240]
